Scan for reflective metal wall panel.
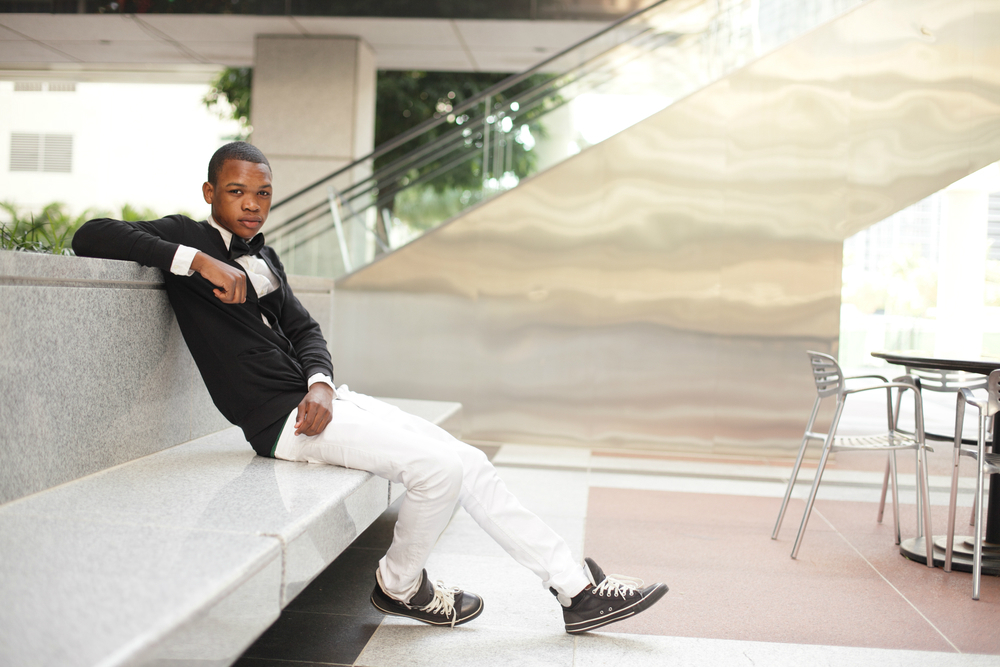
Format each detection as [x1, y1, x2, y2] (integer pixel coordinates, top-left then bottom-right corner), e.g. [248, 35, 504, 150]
[332, 0, 1000, 452]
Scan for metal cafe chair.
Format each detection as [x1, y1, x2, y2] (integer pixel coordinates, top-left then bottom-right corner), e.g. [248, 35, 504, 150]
[772, 351, 934, 566]
[902, 366, 987, 443]
[944, 369, 1000, 600]
[878, 366, 986, 531]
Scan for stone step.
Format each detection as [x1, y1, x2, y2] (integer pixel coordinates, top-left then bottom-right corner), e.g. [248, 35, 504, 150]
[0, 397, 462, 667]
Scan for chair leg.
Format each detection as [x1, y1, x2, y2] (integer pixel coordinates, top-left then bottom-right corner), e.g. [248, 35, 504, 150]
[791, 402, 844, 559]
[791, 442, 834, 559]
[944, 439, 963, 572]
[914, 447, 924, 539]
[773, 397, 821, 540]
[885, 382, 907, 533]
[918, 444, 935, 568]
[946, 392, 967, 573]
[889, 450, 902, 545]
[973, 413, 988, 601]
[877, 456, 891, 523]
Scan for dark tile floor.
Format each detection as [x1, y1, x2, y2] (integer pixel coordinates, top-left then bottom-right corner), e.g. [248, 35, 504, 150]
[234, 445, 499, 667]
[234, 500, 400, 667]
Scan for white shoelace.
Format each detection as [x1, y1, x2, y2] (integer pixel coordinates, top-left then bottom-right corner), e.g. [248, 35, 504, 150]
[418, 581, 462, 627]
[593, 573, 644, 599]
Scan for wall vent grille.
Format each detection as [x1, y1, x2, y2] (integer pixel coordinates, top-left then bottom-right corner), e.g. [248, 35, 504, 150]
[10, 133, 73, 173]
[13, 82, 76, 92]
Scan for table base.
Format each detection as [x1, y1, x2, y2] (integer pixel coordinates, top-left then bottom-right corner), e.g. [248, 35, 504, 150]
[900, 536, 1000, 575]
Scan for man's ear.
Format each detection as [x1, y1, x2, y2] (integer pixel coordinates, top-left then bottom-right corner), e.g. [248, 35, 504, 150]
[202, 181, 214, 205]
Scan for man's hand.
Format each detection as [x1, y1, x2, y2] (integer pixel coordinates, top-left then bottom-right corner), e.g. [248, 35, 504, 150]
[191, 251, 247, 304]
[295, 382, 335, 436]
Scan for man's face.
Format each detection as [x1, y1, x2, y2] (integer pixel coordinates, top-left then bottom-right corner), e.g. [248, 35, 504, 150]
[202, 159, 273, 240]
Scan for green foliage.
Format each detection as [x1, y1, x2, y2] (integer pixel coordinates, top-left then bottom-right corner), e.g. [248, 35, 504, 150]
[375, 71, 510, 146]
[119, 203, 160, 222]
[392, 184, 483, 232]
[0, 202, 90, 255]
[203, 67, 550, 194]
[203, 67, 555, 237]
[203, 67, 252, 140]
[0, 202, 160, 255]
[374, 70, 548, 193]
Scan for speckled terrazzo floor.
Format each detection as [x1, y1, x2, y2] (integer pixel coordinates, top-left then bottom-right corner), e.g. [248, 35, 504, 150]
[235, 390, 1000, 667]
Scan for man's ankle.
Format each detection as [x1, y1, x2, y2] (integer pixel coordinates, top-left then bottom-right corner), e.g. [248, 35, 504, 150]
[376, 568, 426, 605]
[551, 583, 592, 608]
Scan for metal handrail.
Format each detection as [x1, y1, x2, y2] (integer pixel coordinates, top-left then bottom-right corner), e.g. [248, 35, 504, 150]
[269, 0, 673, 213]
[265, 0, 858, 278]
[265, 18, 669, 244]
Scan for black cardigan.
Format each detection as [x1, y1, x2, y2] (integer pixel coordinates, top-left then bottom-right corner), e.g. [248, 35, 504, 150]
[72, 215, 334, 456]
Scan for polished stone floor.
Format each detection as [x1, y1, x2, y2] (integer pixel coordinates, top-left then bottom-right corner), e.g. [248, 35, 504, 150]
[234, 390, 999, 667]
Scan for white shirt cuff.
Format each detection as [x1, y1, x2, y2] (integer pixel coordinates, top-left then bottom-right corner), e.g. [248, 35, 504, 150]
[307, 373, 335, 392]
[170, 245, 199, 276]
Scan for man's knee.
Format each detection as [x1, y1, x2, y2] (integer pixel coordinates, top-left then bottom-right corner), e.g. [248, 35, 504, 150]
[409, 450, 464, 499]
[456, 443, 497, 483]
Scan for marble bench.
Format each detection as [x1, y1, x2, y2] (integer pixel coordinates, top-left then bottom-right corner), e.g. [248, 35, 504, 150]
[0, 250, 462, 666]
[0, 398, 462, 667]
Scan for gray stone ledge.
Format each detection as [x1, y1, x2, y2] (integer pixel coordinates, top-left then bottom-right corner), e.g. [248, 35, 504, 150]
[0, 249, 163, 286]
[0, 251, 228, 505]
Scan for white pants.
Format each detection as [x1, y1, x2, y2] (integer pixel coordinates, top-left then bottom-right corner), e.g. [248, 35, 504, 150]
[273, 385, 590, 603]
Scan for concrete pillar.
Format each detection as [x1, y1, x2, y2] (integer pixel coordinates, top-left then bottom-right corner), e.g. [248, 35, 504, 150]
[934, 163, 1000, 357]
[251, 35, 376, 197]
[250, 35, 377, 276]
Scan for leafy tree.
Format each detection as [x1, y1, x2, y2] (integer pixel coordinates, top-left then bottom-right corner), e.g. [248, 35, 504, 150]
[203, 67, 553, 244]
[375, 70, 510, 147]
[203, 67, 548, 196]
[203, 67, 253, 140]
[373, 70, 546, 199]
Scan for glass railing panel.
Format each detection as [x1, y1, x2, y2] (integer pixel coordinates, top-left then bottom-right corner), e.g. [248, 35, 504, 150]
[267, 0, 867, 278]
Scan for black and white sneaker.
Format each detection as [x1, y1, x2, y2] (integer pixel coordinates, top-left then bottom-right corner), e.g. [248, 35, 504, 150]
[370, 569, 484, 628]
[561, 558, 667, 634]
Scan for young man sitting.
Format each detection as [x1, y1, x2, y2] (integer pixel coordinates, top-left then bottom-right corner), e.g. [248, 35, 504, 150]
[72, 141, 667, 633]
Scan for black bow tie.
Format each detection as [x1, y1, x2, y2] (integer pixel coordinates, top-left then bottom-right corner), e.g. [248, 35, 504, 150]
[229, 233, 265, 260]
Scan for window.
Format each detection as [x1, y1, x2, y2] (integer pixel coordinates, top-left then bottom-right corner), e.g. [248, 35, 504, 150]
[10, 133, 73, 173]
[989, 193, 1000, 261]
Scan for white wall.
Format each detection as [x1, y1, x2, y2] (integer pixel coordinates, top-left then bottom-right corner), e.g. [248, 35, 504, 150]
[0, 81, 242, 219]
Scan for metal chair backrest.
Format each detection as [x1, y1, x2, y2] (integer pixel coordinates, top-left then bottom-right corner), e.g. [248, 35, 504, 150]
[985, 369, 1000, 418]
[905, 366, 986, 393]
[807, 351, 843, 398]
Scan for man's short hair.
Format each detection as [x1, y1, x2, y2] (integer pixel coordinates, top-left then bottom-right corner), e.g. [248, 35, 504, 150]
[207, 142, 271, 184]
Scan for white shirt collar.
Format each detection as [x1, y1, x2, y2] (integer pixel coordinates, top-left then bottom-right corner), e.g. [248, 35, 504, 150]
[207, 215, 234, 251]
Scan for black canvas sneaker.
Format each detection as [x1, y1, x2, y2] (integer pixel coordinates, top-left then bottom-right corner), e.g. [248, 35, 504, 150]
[370, 569, 484, 628]
[560, 558, 668, 634]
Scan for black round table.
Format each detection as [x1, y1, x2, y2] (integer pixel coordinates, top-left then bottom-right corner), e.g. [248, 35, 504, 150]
[872, 350, 1000, 573]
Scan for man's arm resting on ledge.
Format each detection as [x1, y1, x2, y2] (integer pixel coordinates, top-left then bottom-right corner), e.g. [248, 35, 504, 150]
[73, 218, 247, 306]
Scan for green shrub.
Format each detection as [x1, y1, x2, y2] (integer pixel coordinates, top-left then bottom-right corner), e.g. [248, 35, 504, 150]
[0, 203, 160, 255]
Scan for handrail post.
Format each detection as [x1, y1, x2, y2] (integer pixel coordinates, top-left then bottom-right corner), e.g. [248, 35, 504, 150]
[481, 96, 491, 188]
[380, 208, 394, 250]
[327, 187, 353, 273]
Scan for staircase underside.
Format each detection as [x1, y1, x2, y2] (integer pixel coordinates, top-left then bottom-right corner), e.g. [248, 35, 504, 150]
[332, 0, 1000, 452]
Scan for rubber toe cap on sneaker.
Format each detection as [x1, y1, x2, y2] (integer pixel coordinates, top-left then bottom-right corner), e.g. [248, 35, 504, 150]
[454, 590, 485, 625]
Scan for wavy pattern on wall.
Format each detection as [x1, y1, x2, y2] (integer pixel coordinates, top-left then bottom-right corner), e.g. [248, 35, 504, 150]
[333, 0, 1000, 452]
